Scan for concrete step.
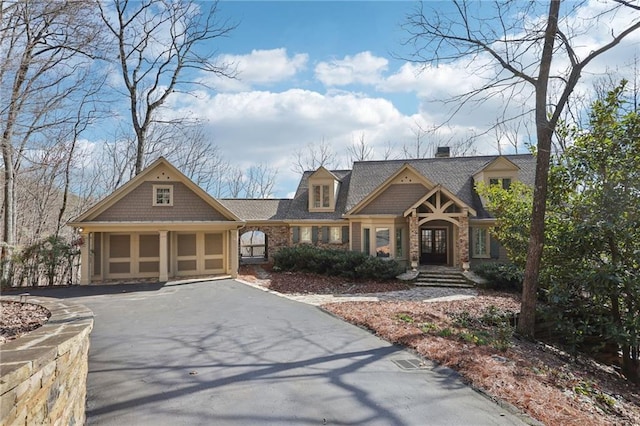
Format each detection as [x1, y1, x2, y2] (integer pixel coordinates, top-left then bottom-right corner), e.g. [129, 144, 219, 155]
[414, 271, 474, 288]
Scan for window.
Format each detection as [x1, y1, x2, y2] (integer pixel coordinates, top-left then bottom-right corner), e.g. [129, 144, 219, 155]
[376, 228, 390, 258]
[330, 226, 342, 243]
[312, 184, 331, 208]
[363, 228, 370, 255]
[300, 226, 312, 243]
[395, 228, 403, 258]
[153, 185, 173, 206]
[472, 228, 490, 258]
[489, 178, 512, 190]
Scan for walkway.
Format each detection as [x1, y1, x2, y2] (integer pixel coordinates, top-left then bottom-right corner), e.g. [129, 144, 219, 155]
[237, 279, 478, 306]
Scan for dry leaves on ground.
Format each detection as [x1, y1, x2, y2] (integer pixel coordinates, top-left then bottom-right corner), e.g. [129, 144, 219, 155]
[0, 301, 51, 344]
[240, 265, 640, 426]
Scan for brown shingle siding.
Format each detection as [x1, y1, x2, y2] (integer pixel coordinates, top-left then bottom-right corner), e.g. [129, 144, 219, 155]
[358, 184, 427, 215]
[94, 181, 228, 222]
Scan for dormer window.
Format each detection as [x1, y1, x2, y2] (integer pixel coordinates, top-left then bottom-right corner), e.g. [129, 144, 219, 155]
[153, 185, 173, 206]
[308, 167, 340, 212]
[313, 184, 330, 208]
[489, 178, 512, 190]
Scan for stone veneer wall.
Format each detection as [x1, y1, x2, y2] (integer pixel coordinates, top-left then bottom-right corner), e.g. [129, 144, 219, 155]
[0, 297, 94, 425]
[241, 225, 290, 260]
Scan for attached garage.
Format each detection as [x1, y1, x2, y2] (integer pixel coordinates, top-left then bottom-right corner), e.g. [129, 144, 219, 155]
[70, 158, 244, 284]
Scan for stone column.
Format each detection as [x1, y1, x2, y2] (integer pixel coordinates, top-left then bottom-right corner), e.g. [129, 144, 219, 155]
[409, 213, 419, 267]
[459, 210, 470, 271]
[159, 230, 168, 282]
[79, 231, 90, 285]
[229, 228, 239, 278]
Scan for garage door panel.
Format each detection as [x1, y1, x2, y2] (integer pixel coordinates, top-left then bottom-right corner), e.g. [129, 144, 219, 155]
[109, 262, 130, 274]
[177, 234, 196, 256]
[139, 234, 159, 257]
[205, 233, 223, 255]
[110, 235, 130, 258]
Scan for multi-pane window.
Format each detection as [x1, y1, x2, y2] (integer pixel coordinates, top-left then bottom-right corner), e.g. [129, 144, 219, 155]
[396, 229, 403, 258]
[363, 228, 370, 255]
[330, 226, 342, 243]
[489, 178, 512, 190]
[300, 226, 312, 243]
[312, 184, 330, 208]
[153, 185, 173, 206]
[472, 228, 490, 258]
[375, 228, 390, 258]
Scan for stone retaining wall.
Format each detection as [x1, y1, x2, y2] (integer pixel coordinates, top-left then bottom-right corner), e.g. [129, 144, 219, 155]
[0, 296, 94, 425]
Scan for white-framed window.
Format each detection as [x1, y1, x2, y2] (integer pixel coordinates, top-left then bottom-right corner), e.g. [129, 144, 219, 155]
[489, 178, 512, 190]
[472, 227, 490, 258]
[375, 227, 390, 258]
[300, 226, 312, 243]
[330, 226, 342, 243]
[153, 185, 173, 206]
[312, 184, 331, 208]
[395, 228, 404, 258]
[363, 228, 370, 255]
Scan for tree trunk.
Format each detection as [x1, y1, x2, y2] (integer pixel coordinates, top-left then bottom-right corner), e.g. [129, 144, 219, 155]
[517, 0, 560, 338]
[1, 142, 15, 284]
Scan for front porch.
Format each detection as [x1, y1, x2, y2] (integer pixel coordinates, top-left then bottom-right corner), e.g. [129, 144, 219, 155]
[404, 185, 474, 270]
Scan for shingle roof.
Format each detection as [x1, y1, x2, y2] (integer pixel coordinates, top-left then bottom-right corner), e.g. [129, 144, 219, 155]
[219, 154, 536, 221]
[287, 170, 351, 220]
[345, 154, 536, 215]
[218, 199, 291, 221]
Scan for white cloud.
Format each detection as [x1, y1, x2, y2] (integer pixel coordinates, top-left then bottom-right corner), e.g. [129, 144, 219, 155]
[165, 88, 434, 195]
[207, 48, 308, 92]
[315, 51, 388, 86]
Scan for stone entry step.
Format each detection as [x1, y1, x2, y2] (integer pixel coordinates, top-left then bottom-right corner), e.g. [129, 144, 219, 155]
[414, 271, 474, 288]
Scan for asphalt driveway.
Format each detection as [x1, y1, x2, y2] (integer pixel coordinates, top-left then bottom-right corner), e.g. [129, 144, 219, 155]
[31, 279, 530, 425]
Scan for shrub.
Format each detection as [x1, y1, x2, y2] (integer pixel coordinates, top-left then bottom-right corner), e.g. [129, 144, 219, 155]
[272, 245, 402, 281]
[473, 262, 523, 291]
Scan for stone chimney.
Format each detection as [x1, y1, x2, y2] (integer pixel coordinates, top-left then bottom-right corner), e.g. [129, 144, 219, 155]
[435, 146, 450, 158]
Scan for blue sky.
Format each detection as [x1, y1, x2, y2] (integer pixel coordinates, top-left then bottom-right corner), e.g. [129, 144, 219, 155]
[89, 1, 640, 198]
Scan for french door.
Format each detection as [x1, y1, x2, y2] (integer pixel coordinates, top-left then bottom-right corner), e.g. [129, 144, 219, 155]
[420, 228, 447, 265]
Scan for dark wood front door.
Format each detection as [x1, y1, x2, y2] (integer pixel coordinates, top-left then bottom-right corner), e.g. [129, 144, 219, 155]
[420, 228, 447, 264]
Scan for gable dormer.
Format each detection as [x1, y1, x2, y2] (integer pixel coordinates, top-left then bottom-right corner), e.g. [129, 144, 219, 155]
[473, 156, 520, 189]
[307, 166, 340, 212]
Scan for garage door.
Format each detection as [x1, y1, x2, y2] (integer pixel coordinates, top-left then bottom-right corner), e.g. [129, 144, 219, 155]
[175, 232, 225, 276]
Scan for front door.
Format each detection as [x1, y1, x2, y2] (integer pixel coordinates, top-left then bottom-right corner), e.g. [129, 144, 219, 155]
[420, 228, 447, 265]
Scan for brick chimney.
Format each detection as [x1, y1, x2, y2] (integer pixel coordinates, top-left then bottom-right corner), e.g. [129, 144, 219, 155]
[435, 146, 450, 158]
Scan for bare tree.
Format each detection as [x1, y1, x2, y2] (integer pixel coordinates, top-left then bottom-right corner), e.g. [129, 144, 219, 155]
[493, 119, 533, 155]
[225, 166, 246, 198]
[0, 0, 102, 282]
[97, 0, 237, 175]
[403, 0, 640, 337]
[244, 163, 278, 198]
[291, 138, 339, 174]
[402, 121, 433, 159]
[347, 133, 374, 162]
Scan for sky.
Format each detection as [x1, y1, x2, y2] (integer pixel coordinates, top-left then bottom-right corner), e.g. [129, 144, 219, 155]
[91, 1, 640, 198]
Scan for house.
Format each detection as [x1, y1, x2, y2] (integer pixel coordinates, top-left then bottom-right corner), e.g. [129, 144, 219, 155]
[70, 152, 535, 284]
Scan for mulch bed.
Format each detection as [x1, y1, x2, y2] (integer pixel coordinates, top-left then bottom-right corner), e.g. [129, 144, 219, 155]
[0, 301, 51, 344]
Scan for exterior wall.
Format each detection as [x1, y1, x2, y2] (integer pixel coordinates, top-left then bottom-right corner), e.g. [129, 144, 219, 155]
[469, 236, 510, 269]
[358, 184, 427, 215]
[351, 221, 361, 252]
[240, 225, 290, 260]
[0, 297, 93, 426]
[88, 230, 233, 282]
[458, 214, 469, 268]
[94, 181, 228, 221]
[290, 225, 349, 250]
[419, 219, 453, 266]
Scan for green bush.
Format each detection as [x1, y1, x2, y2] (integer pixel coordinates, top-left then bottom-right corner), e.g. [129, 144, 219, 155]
[272, 245, 403, 281]
[473, 262, 523, 291]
